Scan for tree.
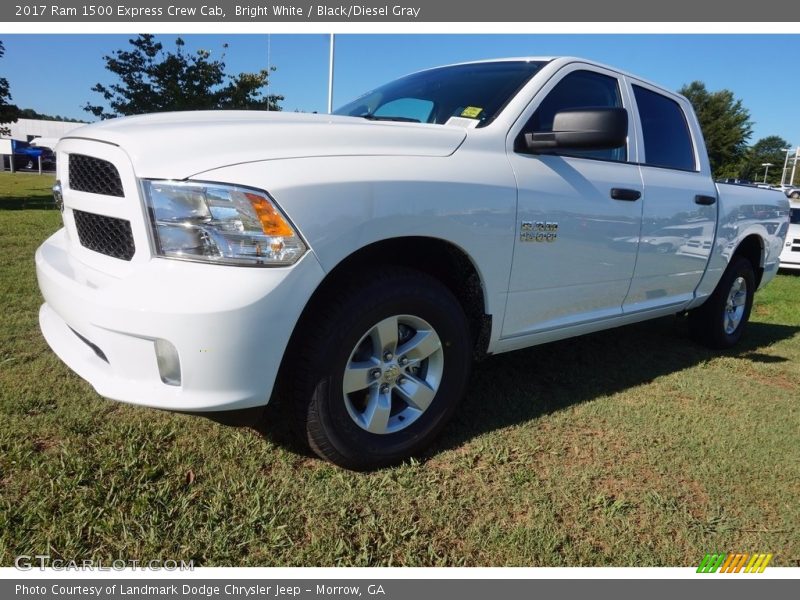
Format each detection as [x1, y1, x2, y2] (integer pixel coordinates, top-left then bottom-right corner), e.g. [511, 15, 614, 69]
[19, 108, 86, 123]
[85, 35, 282, 119]
[0, 40, 22, 136]
[740, 135, 791, 184]
[679, 81, 752, 178]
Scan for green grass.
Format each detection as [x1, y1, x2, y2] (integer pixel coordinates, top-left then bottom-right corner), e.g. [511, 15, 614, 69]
[0, 171, 58, 210]
[1, 171, 798, 567]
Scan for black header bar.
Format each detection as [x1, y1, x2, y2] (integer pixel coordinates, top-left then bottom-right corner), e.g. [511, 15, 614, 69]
[3, 0, 800, 22]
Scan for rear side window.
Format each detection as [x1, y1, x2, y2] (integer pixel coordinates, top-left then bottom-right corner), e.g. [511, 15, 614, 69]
[520, 69, 626, 162]
[633, 85, 696, 171]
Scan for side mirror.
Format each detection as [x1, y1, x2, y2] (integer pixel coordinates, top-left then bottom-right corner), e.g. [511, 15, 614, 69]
[524, 107, 628, 152]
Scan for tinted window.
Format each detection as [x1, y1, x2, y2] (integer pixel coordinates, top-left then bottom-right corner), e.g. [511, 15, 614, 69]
[374, 98, 434, 123]
[633, 85, 696, 171]
[335, 61, 545, 127]
[519, 70, 626, 162]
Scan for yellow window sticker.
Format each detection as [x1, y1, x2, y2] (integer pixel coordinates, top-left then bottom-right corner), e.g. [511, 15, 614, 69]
[460, 106, 483, 119]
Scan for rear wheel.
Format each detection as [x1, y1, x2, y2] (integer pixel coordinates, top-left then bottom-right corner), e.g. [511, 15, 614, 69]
[688, 256, 755, 349]
[292, 268, 472, 470]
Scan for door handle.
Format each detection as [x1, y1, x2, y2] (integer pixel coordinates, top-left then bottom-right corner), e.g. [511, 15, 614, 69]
[695, 194, 716, 205]
[610, 188, 641, 201]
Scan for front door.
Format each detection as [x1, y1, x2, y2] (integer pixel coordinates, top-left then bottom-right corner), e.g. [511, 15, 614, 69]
[503, 65, 643, 338]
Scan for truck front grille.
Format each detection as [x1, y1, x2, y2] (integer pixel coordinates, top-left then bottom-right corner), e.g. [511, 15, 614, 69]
[68, 154, 124, 197]
[73, 209, 135, 261]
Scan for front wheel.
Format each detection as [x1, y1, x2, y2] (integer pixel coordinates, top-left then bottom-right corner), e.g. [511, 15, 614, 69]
[292, 268, 472, 470]
[688, 256, 755, 349]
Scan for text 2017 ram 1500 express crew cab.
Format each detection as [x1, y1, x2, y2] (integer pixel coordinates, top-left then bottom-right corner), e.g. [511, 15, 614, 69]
[36, 57, 790, 469]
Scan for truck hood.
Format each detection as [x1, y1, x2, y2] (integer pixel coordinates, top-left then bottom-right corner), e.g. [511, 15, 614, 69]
[61, 111, 467, 179]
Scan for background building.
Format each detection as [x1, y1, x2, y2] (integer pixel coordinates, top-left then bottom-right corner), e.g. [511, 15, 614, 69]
[2, 118, 84, 143]
[1, 118, 86, 172]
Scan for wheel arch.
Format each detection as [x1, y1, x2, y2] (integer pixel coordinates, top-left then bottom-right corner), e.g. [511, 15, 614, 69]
[732, 234, 765, 288]
[313, 236, 491, 356]
[270, 236, 493, 405]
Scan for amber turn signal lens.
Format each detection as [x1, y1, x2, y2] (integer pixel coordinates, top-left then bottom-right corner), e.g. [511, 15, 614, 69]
[245, 192, 295, 237]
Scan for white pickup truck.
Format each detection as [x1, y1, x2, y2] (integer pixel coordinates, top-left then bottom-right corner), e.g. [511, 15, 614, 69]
[36, 57, 790, 469]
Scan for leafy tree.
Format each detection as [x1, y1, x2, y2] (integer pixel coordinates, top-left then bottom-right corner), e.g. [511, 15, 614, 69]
[740, 135, 791, 184]
[19, 108, 86, 123]
[679, 81, 752, 178]
[0, 40, 22, 136]
[85, 35, 282, 119]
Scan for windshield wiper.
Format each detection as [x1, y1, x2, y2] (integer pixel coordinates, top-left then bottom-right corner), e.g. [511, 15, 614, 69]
[360, 114, 421, 123]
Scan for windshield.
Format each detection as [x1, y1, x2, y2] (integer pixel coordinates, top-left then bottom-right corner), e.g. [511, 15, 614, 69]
[334, 60, 547, 127]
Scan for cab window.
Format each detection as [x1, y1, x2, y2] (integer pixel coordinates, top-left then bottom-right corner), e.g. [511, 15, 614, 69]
[518, 70, 626, 162]
[633, 85, 696, 171]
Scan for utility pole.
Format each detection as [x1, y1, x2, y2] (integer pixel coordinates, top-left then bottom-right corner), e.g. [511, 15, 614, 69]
[781, 147, 792, 185]
[266, 34, 271, 112]
[761, 163, 774, 183]
[327, 34, 335, 114]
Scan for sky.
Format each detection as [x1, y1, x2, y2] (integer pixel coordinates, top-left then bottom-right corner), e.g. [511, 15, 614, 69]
[1, 34, 798, 147]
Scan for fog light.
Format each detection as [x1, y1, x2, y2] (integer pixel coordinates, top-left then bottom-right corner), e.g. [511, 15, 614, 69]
[52, 180, 64, 212]
[154, 339, 181, 386]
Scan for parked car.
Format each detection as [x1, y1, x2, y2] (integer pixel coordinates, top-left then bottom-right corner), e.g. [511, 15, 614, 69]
[783, 186, 800, 199]
[9, 140, 56, 170]
[35, 57, 790, 468]
[718, 178, 753, 186]
[779, 200, 800, 270]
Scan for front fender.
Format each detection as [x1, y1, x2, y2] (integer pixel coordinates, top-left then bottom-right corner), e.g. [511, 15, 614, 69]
[195, 154, 519, 321]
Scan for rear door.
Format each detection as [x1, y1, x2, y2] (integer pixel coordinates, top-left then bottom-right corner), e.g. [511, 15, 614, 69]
[503, 63, 643, 338]
[623, 81, 719, 313]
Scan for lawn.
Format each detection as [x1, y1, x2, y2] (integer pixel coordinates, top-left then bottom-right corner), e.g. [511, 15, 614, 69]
[1, 171, 798, 567]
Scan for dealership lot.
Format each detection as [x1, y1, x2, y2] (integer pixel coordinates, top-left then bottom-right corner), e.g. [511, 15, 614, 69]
[0, 172, 798, 566]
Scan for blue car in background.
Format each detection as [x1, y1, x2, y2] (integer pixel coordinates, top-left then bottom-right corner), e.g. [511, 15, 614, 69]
[5, 139, 57, 171]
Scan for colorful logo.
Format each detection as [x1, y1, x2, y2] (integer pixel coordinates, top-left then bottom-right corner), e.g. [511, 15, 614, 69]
[697, 553, 773, 573]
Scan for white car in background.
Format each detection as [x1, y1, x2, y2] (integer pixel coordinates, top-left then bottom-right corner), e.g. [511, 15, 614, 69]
[784, 186, 800, 200]
[779, 200, 800, 270]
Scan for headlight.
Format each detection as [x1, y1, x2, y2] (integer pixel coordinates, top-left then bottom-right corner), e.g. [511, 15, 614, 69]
[142, 180, 306, 266]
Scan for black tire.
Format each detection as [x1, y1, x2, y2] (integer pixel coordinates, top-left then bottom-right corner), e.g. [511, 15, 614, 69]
[688, 256, 755, 349]
[291, 267, 472, 470]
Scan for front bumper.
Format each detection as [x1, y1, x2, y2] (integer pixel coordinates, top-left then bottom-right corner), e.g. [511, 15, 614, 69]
[36, 228, 325, 411]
